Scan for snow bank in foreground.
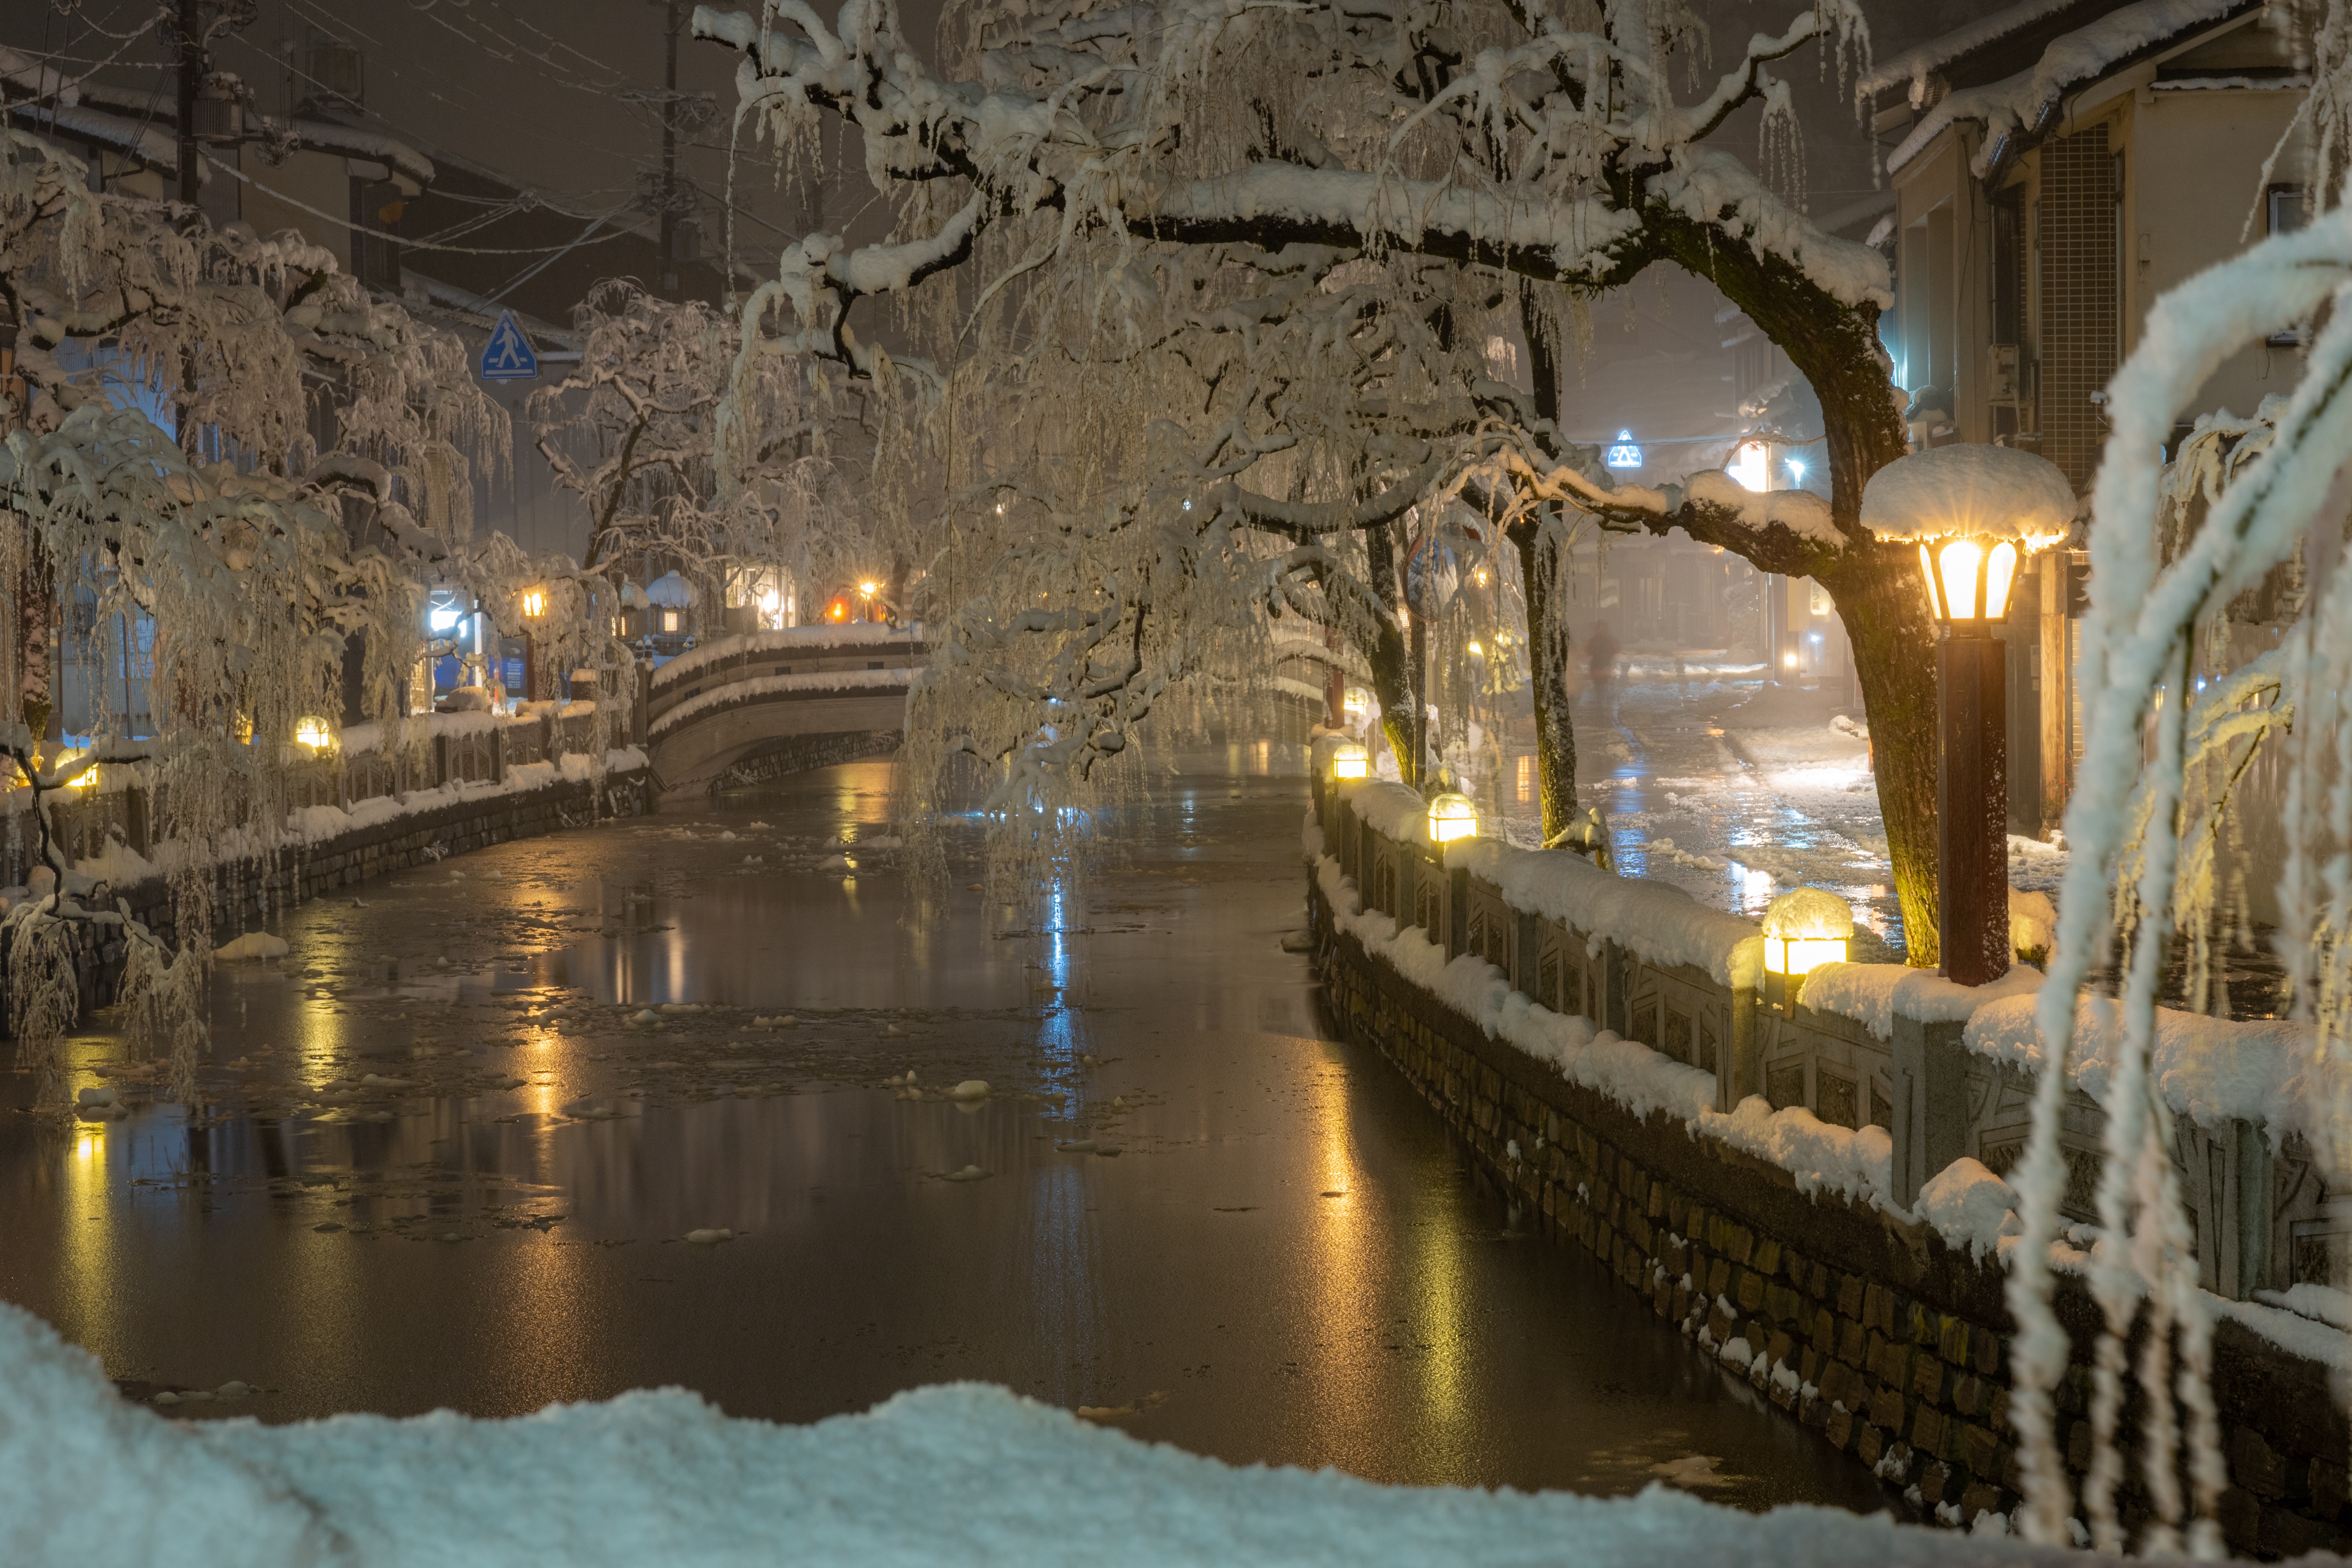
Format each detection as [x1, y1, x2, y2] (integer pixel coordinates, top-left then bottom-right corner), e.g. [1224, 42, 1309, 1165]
[0, 1299, 2076, 1568]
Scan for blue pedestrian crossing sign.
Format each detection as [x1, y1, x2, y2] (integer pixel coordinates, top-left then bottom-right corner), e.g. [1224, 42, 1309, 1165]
[480, 312, 539, 381]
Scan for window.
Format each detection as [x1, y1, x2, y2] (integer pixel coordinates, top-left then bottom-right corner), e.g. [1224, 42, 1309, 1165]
[1808, 581, 1833, 617]
[2269, 187, 2309, 347]
[1516, 753, 1533, 802]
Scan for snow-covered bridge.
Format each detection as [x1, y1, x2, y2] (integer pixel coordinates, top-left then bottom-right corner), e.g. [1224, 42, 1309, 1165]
[643, 624, 925, 793]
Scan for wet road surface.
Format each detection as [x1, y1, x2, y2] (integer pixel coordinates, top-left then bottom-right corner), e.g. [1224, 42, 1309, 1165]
[1, 751, 1896, 1514]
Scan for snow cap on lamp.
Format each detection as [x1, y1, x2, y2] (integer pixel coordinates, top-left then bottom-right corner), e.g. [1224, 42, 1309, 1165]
[1857, 445, 2075, 545]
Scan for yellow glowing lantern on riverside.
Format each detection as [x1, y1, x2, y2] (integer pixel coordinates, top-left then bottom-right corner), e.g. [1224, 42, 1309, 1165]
[1760, 887, 1855, 1012]
[1329, 741, 1369, 781]
[520, 586, 548, 620]
[1915, 536, 2021, 627]
[1427, 792, 1479, 844]
[294, 716, 334, 751]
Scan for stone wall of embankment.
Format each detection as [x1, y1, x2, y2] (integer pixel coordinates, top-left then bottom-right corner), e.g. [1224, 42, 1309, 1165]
[1305, 806, 2352, 1558]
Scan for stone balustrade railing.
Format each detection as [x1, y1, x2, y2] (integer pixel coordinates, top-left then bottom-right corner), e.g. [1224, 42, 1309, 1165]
[1320, 776, 2328, 1303]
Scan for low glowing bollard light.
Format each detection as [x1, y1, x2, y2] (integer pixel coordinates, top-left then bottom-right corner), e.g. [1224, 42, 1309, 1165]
[1329, 741, 1369, 781]
[1427, 792, 1478, 844]
[1862, 444, 2073, 986]
[1760, 887, 1854, 1015]
[294, 716, 334, 751]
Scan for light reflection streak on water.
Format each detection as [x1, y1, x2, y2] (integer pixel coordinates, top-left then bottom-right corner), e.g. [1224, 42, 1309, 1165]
[1307, 1056, 1375, 1441]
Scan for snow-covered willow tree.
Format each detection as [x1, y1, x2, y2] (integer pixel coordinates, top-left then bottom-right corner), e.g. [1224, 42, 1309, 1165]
[533, 279, 891, 614]
[0, 128, 504, 1103]
[1999, 14, 2352, 1543]
[692, 0, 1951, 951]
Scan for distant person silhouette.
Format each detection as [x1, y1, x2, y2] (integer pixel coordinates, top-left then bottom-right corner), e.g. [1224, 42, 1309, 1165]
[1588, 622, 1620, 720]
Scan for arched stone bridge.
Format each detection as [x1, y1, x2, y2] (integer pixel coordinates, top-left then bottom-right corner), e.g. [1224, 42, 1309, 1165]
[644, 625, 926, 794]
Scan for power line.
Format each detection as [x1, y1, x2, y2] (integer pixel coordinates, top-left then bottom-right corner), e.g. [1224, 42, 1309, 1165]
[204, 150, 642, 255]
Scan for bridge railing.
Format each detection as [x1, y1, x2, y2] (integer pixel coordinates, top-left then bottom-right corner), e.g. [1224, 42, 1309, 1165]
[645, 625, 928, 730]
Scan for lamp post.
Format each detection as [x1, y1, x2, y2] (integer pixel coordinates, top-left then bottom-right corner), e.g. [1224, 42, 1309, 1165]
[1761, 887, 1854, 1015]
[1861, 445, 2072, 985]
[520, 586, 547, 704]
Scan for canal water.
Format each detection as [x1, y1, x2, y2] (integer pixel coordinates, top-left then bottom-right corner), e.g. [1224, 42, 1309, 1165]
[0, 748, 1894, 1515]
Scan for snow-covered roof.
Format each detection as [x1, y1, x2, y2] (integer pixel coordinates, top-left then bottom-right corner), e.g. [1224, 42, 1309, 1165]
[1860, 444, 2078, 543]
[1862, 0, 2090, 105]
[1, 75, 433, 187]
[1885, 0, 2263, 177]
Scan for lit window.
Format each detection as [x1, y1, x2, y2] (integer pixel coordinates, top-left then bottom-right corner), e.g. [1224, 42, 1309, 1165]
[661, 609, 681, 633]
[1516, 754, 1533, 803]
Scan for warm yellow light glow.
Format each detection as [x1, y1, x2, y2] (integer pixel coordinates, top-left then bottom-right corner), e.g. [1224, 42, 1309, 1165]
[1427, 792, 1478, 844]
[520, 586, 547, 619]
[294, 716, 333, 751]
[661, 609, 681, 633]
[858, 581, 880, 596]
[1937, 538, 1984, 620]
[1731, 440, 1771, 493]
[1466, 640, 1484, 658]
[1342, 688, 1368, 716]
[1330, 742, 1369, 780]
[1474, 570, 1488, 586]
[1766, 936, 1849, 976]
[1983, 540, 2019, 620]
[1782, 652, 1799, 669]
[1917, 543, 1940, 617]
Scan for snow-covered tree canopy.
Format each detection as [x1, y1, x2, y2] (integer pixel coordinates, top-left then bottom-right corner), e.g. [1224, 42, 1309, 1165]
[0, 128, 515, 1103]
[532, 279, 880, 607]
[697, 0, 1959, 955]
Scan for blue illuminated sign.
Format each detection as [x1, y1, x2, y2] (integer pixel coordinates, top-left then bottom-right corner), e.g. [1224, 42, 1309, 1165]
[1603, 429, 1643, 469]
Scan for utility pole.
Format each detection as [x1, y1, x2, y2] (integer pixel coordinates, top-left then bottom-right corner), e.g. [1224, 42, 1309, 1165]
[658, 0, 682, 297]
[174, 0, 204, 206]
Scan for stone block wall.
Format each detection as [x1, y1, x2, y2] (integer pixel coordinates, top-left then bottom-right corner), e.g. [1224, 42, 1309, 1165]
[707, 731, 900, 793]
[1310, 870, 2351, 1557]
[64, 765, 651, 1007]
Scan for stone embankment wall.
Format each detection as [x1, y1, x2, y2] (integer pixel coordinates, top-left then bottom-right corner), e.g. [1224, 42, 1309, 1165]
[1307, 791, 2351, 1558]
[708, 731, 900, 792]
[19, 716, 650, 1015]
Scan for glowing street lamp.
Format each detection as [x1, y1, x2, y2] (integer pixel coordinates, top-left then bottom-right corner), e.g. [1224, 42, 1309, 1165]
[1328, 741, 1369, 781]
[1761, 887, 1854, 1014]
[519, 585, 548, 703]
[294, 716, 334, 751]
[1427, 792, 1478, 844]
[1862, 445, 2073, 984]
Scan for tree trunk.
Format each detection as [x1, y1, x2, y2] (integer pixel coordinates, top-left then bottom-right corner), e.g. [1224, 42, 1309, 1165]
[17, 532, 52, 743]
[1828, 548, 1942, 967]
[1362, 520, 1420, 787]
[1515, 282, 1579, 843]
[1512, 521, 1575, 842]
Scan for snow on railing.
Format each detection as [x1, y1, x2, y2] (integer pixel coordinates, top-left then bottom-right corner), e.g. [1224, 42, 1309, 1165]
[649, 624, 923, 690]
[648, 667, 914, 738]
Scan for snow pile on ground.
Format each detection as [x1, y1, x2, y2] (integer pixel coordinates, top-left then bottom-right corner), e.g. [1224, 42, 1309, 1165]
[214, 930, 290, 961]
[0, 1297, 2082, 1568]
[1916, 1159, 2022, 1263]
[1964, 992, 2312, 1145]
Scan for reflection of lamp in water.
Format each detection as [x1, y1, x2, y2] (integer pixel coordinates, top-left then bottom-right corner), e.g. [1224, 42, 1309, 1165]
[294, 716, 333, 751]
[1761, 887, 1854, 1015]
[1426, 792, 1478, 844]
[1329, 741, 1368, 781]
